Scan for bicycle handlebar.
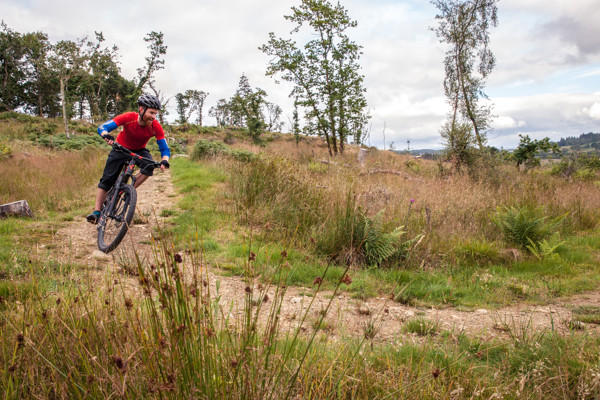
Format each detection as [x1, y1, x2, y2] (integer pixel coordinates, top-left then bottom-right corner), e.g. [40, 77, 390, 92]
[112, 142, 162, 169]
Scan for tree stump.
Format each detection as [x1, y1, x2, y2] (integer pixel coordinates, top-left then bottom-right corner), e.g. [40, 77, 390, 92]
[358, 148, 369, 166]
[0, 200, 34, 218]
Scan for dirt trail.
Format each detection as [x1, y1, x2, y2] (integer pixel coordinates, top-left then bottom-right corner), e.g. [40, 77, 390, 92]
[52, 170, 600, 341]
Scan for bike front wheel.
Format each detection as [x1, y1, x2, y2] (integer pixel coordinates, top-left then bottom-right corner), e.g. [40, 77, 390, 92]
[97, 184, 137, 253]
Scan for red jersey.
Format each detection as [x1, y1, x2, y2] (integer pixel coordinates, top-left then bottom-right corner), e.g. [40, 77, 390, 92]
[112, 112, 165, 150]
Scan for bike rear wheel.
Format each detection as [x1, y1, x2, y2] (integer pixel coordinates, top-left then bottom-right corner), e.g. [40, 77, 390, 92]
[97, 184, 137, 253]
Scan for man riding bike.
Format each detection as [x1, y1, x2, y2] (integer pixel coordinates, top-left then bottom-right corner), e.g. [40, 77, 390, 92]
[87, 94, 171, 224]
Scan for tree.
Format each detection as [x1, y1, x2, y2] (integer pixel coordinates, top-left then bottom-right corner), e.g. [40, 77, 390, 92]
[187, 90, 208, 126]
[0, 21, 27, 111]
[82, 32, 121, 121]
[431, 0, 498, 151]
[260, 0, 369, 155]
[21, 30, 58, 117]
[175, 92, 191, 124]
[440, 120, 479, 172]
[228, 74, 254, 128]
[512, 135, 560, 170]
[48, 38, 87, 137]
[175, 89, 208, 125]
[265, 102, 284, 132]
[134, 31, 166, 105]
[209, 99, 230, 127]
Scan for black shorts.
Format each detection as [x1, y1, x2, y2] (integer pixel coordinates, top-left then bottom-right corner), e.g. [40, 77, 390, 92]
[98, 147, 154, 191]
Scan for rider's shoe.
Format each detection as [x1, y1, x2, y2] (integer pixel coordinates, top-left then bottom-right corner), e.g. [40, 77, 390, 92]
[86, 210, 101, 224]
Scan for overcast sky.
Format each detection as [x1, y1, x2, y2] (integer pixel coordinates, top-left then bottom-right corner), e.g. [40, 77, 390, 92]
[3, 0, 600, 149]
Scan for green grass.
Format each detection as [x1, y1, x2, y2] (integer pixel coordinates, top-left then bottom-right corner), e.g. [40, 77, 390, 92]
[167, 157, 229, 246]
[402, 317, 440, 336]
[573, 305, 600, 325]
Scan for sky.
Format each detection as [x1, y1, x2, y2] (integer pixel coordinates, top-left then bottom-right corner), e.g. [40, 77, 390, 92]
[3, 0, 600, 149]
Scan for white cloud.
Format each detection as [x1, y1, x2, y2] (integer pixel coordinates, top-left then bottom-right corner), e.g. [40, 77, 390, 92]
[494, 116, 526, 129]
[583, 103, 600, 120]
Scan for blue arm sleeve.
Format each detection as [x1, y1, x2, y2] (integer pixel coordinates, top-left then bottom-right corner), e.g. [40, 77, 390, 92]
[97, 120, 118, 136]
[157, 138, 171, 158]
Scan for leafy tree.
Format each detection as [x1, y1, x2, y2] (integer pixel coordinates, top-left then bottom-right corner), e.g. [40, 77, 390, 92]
[21, 30, 58, 117]
[82, 32, 121, 121]
[174, 89, 208, 125]
[187, 90, 208, 126]
[261, 0, 369, 155]
[228, 74, 255, 128]
[48, 38, 87, 137]
[175, 92, 191, 124]
[265, 102, 284, 132]
[134, 31, 166, 106]
[0, 21, 27, 111]
[440, 120, 479, 172]
[431, 0, 498, 151]
[292, 99, 301, 145]
[512, 134, 560, 170]
[209, 98, 230, 127]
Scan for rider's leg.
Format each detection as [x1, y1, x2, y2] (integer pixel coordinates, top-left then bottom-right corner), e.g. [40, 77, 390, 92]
[94, 188, 109, 212]
[133, 173, 150, 188]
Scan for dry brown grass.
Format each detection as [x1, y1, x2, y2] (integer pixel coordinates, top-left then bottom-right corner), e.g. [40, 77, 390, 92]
[222, 136, 600, 266]
[0, 147, 105, 213]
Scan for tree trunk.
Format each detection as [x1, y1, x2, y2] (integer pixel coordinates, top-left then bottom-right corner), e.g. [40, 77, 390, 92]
[0, 200, 34, 218]
[60, 78, 70, 138]
[38, 84, 43, 117]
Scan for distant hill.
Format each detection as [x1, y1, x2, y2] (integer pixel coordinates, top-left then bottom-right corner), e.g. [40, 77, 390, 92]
[556, 132, 600, 154]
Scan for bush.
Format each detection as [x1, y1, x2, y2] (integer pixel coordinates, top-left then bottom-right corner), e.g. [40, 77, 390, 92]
[26, 121, 58, 136]
[0, 142, 12, 160]
[491, 206, 566, 251]
[229, 148, 255, 162]
[190, 139, 228, 160]
[190, 139, 255, 162]
[0, 111, 36, 122]
[453, 238, 501, 265]
[30, 133, 104, 150]
[316, 194, 412, 266]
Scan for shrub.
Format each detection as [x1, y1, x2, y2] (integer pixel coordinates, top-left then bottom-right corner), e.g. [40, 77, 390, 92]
[0, 111, 36, 122]
[453, 238, 501, 265]
[190, 139, 228, 160]
[26, 121, 58, 136]
[316, 195, 412, 266]
[0, 142, 12, 160]
[491, 206, 566, 251]
[229, 148, 255, 162]
[30, 133, 104, 150]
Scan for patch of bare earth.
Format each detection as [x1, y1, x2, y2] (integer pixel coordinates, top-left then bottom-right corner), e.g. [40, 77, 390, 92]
[51, 171, 600, 341]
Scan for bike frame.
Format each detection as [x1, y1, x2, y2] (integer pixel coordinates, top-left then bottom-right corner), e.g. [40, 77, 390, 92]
[99, 144, 160, 226]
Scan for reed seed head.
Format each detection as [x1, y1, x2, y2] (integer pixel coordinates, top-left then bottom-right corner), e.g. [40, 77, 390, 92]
[342, 274, 353, 285]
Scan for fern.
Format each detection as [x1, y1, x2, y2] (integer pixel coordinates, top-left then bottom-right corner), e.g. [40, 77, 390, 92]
[491, 206, 567, 251]
[526, 235, 566, 261]
[360, 212, 407, 266]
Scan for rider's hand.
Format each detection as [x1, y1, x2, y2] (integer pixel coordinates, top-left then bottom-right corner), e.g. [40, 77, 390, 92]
[102, 133, 115, 144]
[160, 159, 170, 171]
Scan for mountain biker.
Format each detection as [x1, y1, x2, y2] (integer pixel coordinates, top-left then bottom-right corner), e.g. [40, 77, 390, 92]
[86, 94, 171, 224]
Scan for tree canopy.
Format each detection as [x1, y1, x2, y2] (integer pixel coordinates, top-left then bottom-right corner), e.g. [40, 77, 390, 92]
[260, 0, 369, 155]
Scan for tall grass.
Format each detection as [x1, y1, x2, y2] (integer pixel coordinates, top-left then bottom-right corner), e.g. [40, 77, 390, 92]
[0, 225, 361, 398]
[3, 225, 600, 399]
[224, 142, 600, 268]
[0, 147, 105, 213]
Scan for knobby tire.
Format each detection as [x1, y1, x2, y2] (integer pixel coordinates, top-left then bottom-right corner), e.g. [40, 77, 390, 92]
[97, 184, 137, 253]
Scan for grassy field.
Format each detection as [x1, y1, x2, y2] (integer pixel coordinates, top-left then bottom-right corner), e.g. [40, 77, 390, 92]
[1, 113, 600, 398]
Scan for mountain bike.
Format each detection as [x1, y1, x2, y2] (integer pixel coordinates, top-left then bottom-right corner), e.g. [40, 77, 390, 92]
[97, 143, 161, 253]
